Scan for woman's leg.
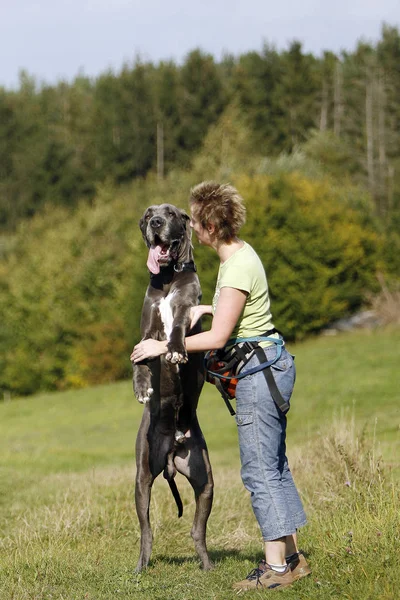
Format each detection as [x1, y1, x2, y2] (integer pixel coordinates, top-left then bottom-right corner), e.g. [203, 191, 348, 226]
[235, 347, 306, 554]
[264, 532, 298, 566]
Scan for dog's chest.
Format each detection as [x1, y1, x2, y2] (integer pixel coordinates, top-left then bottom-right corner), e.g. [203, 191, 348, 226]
[155, 290, 176, 340]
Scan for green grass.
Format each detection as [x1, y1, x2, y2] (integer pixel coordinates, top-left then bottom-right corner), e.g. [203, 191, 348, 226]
[0, 328, 399, 599]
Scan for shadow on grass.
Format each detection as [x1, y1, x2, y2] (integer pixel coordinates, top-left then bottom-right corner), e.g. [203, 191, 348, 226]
[151, 548, 260, 568]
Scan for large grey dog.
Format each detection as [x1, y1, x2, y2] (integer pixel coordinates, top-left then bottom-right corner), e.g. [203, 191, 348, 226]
[132, 203, 214, 573]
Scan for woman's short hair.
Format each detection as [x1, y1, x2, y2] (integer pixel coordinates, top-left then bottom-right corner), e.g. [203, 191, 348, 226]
[189, 181, 246, 242]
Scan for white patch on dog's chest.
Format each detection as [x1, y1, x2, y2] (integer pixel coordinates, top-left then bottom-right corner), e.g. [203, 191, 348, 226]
[158, 291, 176, 340]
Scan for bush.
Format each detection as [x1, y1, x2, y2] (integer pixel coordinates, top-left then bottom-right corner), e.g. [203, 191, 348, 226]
[0, 190, 147, 395]
[235, 173, 381, 338]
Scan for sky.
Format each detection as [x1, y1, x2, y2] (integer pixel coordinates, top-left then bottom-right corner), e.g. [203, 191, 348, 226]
[1, 0, 399, 89]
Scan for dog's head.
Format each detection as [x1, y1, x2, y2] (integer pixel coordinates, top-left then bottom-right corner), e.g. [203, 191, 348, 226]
[139, 204, 192, 274]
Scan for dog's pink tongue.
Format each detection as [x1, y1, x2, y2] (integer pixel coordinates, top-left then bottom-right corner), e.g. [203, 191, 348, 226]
[147, 246, 161, 274]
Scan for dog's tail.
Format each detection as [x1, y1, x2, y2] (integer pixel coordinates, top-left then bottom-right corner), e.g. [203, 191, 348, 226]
[163, 452, 183, 518]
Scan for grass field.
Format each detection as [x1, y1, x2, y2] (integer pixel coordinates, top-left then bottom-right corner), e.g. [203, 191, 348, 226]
[0, 328, 399, 599]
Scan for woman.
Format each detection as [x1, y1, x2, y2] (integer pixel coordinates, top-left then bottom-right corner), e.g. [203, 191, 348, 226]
[131, 181, 310, 591]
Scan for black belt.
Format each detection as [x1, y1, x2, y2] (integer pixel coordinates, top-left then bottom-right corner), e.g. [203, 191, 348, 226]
[230, 339, 290, 416]
[209, 329, 290, 416]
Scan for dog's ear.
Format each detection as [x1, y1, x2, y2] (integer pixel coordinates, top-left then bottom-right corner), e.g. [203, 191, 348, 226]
[139, 214, 147, 235]
[179, 208, 190, 221]
[179, 209, 192, 239]
[139, 209, 151, 247]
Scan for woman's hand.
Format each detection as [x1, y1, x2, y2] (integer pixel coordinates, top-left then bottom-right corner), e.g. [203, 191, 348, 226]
[190, 305, 213, 329]
[130, 339, 167, 363]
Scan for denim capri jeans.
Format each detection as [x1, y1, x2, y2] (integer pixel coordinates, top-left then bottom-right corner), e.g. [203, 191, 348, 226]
[235, 344, 307, 541]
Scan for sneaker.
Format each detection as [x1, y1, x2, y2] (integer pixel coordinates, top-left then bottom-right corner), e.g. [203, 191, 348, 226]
[286, 551, 311, 581]
[232, 560, 293, 591]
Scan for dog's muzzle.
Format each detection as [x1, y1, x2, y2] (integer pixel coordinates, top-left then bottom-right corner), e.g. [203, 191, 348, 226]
[146, 228, 181, 274]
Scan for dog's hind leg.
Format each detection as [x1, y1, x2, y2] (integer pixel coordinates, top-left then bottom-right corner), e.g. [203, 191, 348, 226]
[135, 469, 154, 572]
[135, 410, 156, 573]
[174, 428, 214, 570]
[189, 449, 214, 570]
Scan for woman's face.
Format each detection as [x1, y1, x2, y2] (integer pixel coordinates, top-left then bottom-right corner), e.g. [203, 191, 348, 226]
[189, 210, 213, 246]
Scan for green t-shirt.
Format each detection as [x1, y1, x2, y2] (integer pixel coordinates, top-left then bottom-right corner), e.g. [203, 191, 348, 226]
[212, 242, 277, 345]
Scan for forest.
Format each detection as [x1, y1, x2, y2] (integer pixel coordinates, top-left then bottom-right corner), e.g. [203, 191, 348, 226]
[0, 24, 399, 396]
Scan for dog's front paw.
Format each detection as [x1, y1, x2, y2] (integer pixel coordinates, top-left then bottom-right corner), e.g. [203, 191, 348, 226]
[166, 350, 188, 364]
[133, 363, 153, 404]
[136, 387, 153, 404]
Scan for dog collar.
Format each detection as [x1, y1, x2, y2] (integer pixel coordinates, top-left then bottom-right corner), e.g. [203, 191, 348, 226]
[173, 261, 196, 273]
[149, 261, 197, 283]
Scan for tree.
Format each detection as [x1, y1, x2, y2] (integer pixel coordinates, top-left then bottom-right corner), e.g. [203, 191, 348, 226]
[92, 61, 157, 183]
[179, 50, 226, 158]
[273, 42, 320, 151]
[153, 61, 184, 172]
[231, 46, 284, 151]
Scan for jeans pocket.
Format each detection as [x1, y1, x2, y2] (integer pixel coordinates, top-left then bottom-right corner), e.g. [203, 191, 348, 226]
[235, 411, 256, 446]
[271, 350, 293, 372]
[271, 359, 289, 372]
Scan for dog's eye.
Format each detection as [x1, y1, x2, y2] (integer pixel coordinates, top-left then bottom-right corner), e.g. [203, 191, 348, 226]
[145, 214, 151, 221]
[169, 211, 175, 217]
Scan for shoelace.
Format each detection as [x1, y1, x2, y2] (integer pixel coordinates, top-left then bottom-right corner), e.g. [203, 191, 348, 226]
[246, 562, 267, 585]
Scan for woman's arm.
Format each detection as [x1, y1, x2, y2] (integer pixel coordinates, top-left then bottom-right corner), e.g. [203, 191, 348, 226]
[185, 287, 246, 351]
[130, 288, 247, 363]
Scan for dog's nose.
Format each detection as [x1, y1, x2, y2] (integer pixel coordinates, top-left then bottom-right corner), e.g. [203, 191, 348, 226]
[149, 216, 165, 229]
